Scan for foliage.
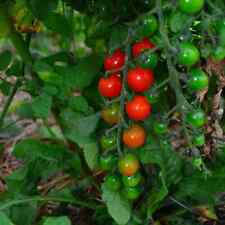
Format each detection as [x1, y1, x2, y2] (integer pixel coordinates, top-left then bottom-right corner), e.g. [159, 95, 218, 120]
[0, 0, 224, 225]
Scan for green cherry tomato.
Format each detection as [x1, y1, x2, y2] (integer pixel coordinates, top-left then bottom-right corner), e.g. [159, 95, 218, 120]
[169, 11, 189, 33]
[153, 121, 168, 135]
[147, 91, 159, 104]
[179, 0, 205, 14]
[178, 42, 200, 66]
[105, 175, 121, 191]
[212, 46, 225, 62]
[140, 15, 158, 36]
[188, 68, 209, 91]
[193, 134, 205, 147]
[123, 186, 142, 200]
[137, 52, 158, 69]
[100, 154, 117, 171]
[186, 110, 206, 128]
[122, 172, 142, 187]
[100, 134, 116, 151]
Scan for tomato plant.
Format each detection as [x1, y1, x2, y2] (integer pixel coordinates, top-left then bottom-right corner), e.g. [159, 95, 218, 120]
[126, 96, 152, 121]
[123, 124, 146, 149]
[122, 172, 142, 187]
[104, 175, 121, 191]
[179, 0, 205, 14]
[100, 134, 117, 150]
[178, 42, 200, 66]
[0, 0, 224, 225]
[104, 49, 126, 71]
[101, 103, 120, 125]
[118, 153, 140, 176]
[186, 110, 206, 128]
[127, 67, 154, 92]
[98, 73, 122, 98]
[187, 68, 209, 91]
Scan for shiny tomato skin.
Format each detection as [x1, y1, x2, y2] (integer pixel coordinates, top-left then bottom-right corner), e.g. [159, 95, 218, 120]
[126, 96, 152, 121]
[98, 74, 122, 98]
[104, 175, 121, 191]
[118, 153, 140, 176]
[178, 42, 200, 66]
[123, 186, 142, 200]
[127, 67, 154, 93]
[179, 0, 205, 14]
[104, 49, 125, 71]
[188, 68, 209, 91]
[122, 172, 142, 187]
[132, 38, 155, 58]
[123, 124, 146, 149]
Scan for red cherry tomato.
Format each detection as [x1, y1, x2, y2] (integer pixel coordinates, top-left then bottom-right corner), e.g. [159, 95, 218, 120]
[98, 74, 122, 98]
[126, 96, 152, 121]
[132, 38, 155, 58]
[127, 67, 154, 92]
[104, 49, 126, 71]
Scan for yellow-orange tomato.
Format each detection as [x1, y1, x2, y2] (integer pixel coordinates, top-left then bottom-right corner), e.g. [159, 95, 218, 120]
[118, 154, 140, 176]
[123, 124, 146, 149]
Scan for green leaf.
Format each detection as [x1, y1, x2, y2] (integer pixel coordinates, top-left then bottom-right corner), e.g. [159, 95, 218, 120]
[0, 50, 12, 71]
[0, 80, 11, 95]
[0, 212, 13, 225]
[102, 183, 131, 225]
[42, 216, 71, 225]
[83, 142, 99, 170]
[33, 61, 62, 85]
[68, 96, 89, 113]
[109, 25, 128, 51]
[147, 174, 168, 217]
[44, 13, 73, 37]
[56, 54, 103, 91]
[60, 109, 100, 146]
[27, 0, 58, 20]
[31, 94, 52, 119]
[10, 203, 37, 225]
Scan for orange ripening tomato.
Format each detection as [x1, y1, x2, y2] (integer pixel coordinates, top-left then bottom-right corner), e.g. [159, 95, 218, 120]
[123, 124, 146, 149]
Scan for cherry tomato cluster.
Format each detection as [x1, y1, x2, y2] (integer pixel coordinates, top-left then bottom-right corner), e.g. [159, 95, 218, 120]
[97, 36, 159, 200]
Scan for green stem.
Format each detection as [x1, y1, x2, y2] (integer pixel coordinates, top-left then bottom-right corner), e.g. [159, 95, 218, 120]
[0, 79, 21, 128]
[0, 196, 97, 211]
[116, 30, 131, 157]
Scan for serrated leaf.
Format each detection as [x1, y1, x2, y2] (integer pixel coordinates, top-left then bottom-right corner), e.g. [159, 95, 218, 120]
[42, 216, 71, 225]
[31, 94, 52, 119]
[102, 183, 131, 225]
[68, 96, 89, 113]
[0, 212, 14, 225]
[83, 142, 99, 170]
[0, 50, 12, 71]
